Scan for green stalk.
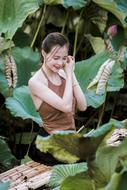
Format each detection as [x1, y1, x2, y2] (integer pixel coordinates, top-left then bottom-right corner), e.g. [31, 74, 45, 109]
[73, 9, 83, 57]
[61, 11, 69, 34]
[92, 180, 96, 190]
[96, 102, 105, 128]
[26, 121, 34, 155]
[73, 24, 78, 57]
[110, 92, 117, 118]
[96, 92, 107, 128]
[30, 4, 47, 48]
[76, 36, 84, 53]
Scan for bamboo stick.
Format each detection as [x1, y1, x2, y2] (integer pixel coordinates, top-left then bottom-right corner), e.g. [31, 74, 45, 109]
[10, 185, 29, 190]
[8, 172, 23, 181]
[24, 171, 52, 189]
[10, 176, 25, 188]
[22, 165, 51, 179]
[26, 161, 40, 167]
[2, 166, 29, 181]
[0, 164, 25, 179]
[1, 161, 52, 190]
[0, 161, 48, 180]
[9, 181, 29, 190]
[9, 171, 52, 190]
[23, 169, 41, 179]
[25, 171, 51, 184]
[0, 162, 42, 181]
[0, 164, 30, 179]
[28, 176, 50, 189]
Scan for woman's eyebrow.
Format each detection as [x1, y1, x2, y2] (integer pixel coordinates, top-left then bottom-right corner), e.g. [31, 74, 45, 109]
[53, 55, 68, 57]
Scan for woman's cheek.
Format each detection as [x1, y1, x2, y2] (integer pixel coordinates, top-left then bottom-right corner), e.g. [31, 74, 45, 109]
[48, 59, 55, 66]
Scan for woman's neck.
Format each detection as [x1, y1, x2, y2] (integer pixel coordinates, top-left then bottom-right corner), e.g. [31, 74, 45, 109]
[42, 64, 54, 77]
[41, 64, 61, 85]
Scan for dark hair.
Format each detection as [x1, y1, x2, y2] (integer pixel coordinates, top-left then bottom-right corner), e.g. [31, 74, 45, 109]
[42, 32, 69, 53]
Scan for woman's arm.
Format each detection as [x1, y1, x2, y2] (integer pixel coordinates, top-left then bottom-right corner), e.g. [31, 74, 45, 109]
[28, 57, 74, 113]
[73, 73, 87, 111]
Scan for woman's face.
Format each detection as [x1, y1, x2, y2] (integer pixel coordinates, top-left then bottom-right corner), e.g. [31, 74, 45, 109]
[43, 45, 68, 72]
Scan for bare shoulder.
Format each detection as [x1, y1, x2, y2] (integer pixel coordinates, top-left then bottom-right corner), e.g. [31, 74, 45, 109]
[58, 69, 66, 80]
[28, 69, 48, 87]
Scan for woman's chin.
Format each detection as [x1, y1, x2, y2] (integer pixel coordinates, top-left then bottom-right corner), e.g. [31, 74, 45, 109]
[53, 67, 60, 73]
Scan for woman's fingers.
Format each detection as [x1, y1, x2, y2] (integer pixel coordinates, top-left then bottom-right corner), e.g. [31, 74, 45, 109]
[67, 56, 75, 71]
[67, 55, 75, 64]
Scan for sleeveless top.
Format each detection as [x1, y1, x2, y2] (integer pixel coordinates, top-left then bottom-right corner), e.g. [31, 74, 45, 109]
[38, 68, 76, 134]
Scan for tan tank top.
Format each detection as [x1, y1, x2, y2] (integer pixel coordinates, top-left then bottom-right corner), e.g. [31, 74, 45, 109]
[38, 68, 76, 134]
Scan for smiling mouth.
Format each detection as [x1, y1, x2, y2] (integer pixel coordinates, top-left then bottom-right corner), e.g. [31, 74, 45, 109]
[54, 64, 61, 69]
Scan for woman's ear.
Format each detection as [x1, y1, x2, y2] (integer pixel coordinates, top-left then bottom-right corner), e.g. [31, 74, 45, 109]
[41, 49, 46, 59]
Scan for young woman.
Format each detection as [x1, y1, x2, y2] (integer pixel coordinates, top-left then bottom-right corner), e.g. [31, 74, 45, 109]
[28, 32, 87, 165]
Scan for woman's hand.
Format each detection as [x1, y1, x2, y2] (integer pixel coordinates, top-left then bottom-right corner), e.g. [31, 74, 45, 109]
[64, 55, 75, 75]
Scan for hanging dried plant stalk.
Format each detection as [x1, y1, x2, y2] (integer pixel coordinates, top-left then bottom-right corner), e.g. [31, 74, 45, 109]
[117, 46, 127, 63]
[105, 39, 116, 58]
[87, 59, 112, 89]
[96, 60, 115, 94]
[87, 59, 115, 95]
[5, 55, 17, 88]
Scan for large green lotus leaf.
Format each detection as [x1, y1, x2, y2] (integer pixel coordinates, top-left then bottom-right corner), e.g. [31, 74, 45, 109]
[0, 138, 18, 170]
[49, 162, 88, 187]
[36, 131, 105, 163]
[61, 172, 93, 190]
[63, 0, 88, 10]
[75, 51, 124, 108]
[12, 47, 40, 87]
[92, 0, 127, 28]
[35, 120, 123, 163]
[0, 0, 39, 39]
[36, 119, 126, 164]
[5, 86, 42, 126]
[89, 138, 127, 188]
[0, 56, 11, 98]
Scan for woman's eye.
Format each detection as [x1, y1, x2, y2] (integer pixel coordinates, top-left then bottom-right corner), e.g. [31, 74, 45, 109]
[53, 57, 67, 60]
[53, 57, 59, 60]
